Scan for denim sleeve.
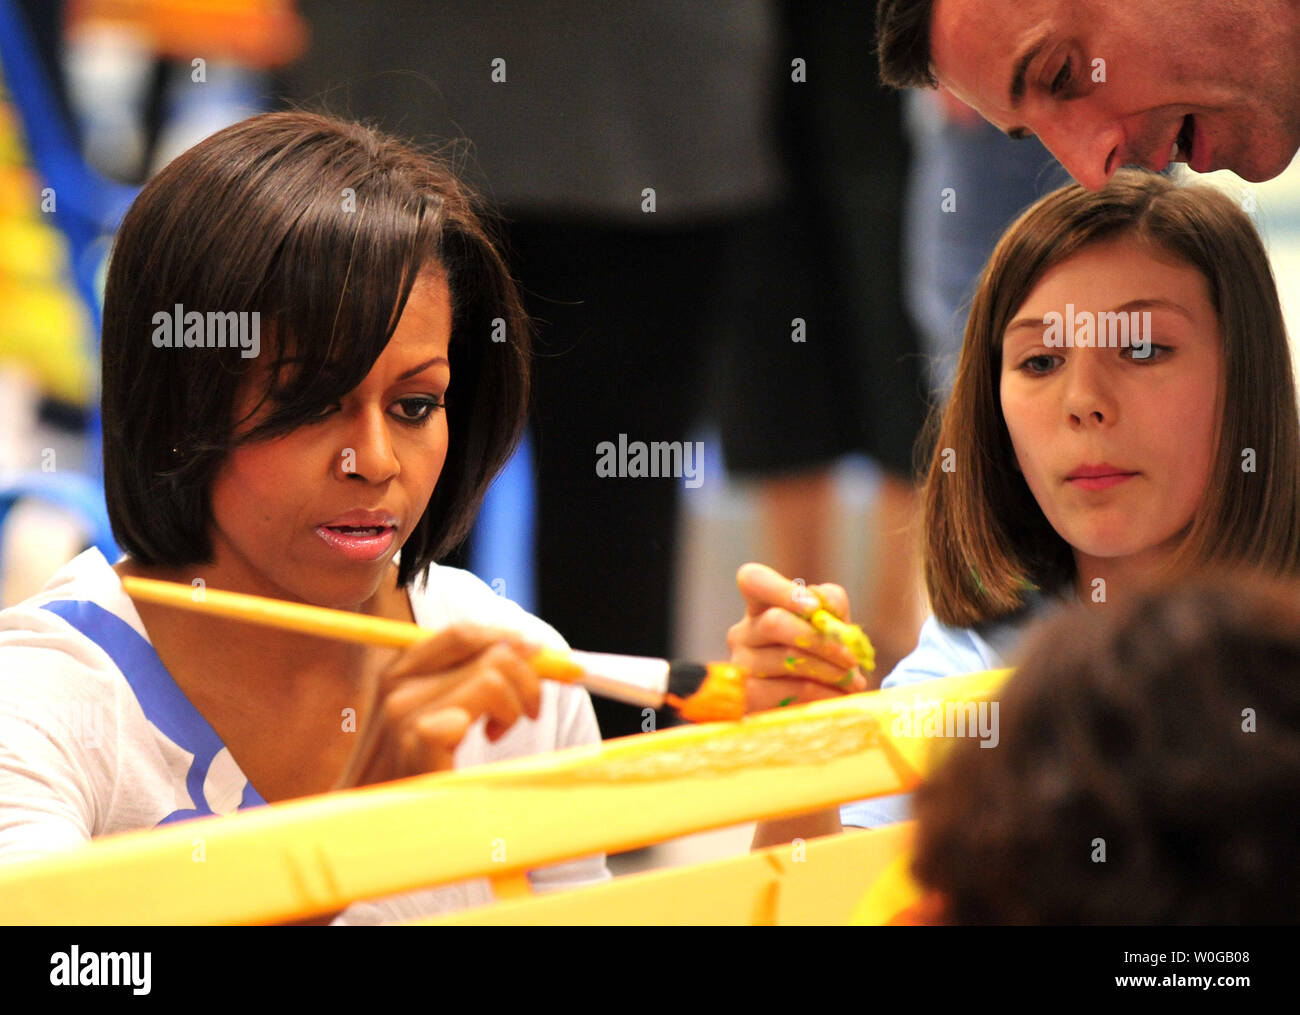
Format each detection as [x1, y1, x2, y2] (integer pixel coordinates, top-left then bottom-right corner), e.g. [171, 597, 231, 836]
[840, 792, 912, 829]
[839, 614, 998, 828]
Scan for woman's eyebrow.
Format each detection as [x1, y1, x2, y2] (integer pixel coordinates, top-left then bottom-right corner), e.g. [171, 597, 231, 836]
[395, 356, 449, 381]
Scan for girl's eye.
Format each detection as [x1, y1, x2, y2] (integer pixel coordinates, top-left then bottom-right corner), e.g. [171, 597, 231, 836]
[1019, 353, 1062, 374]
[392, 396, 443, 424]
[1124, 344, 1172, 363]
[1050, 59, 1072, 96]
[308, 402, 340, 422]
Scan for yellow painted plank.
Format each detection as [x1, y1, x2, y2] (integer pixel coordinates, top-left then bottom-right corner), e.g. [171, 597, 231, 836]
[0, 669, 1008, 924]
[421, 824, 916, 925]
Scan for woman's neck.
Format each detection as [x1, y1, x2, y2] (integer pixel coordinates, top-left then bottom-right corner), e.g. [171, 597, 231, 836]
[112, 555, 412, 709]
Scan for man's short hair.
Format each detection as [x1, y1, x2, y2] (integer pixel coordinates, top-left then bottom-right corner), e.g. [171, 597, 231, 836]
[876, 0, 939, 88]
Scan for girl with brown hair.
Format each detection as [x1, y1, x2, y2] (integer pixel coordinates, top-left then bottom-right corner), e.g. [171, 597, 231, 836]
[729, 169, 1300, 844]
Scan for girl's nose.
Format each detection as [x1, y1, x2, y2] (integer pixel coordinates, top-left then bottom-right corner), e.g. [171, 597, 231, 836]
[1062, 354, 1118, 428]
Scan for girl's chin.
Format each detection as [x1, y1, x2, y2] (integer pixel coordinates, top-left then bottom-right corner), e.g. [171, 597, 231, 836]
[1062, 529, 1157, 562]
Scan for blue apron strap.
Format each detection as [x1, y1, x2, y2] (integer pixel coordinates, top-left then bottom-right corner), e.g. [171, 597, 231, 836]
[41, 600, 267, 822]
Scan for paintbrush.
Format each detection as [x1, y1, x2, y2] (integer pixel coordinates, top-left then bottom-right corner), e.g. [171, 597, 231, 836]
[119, 576, 746, 722]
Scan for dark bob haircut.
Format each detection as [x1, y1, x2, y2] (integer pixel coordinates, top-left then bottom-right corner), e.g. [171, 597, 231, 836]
[102, 111, 530, 588]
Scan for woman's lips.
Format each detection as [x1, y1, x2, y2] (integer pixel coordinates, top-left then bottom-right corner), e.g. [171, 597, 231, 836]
[314, 525, 397, 561]
[1066, 472, 1137, 491]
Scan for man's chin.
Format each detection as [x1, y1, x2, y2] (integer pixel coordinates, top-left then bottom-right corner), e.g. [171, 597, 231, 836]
[1225, 143, 1299, 183]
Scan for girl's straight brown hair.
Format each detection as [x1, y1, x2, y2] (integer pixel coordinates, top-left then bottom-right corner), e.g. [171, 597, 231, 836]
[922, 169, 1300, 627]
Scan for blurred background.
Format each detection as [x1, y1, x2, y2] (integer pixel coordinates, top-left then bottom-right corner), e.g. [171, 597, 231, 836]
[4, 0, 1300, 879]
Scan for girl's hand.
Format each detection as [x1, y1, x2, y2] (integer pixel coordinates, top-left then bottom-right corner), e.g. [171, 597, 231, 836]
[333, 624, 543, 790]
[726, 562, 868, 713]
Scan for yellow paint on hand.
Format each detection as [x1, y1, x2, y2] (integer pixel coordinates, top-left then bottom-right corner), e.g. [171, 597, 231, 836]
[808, 608, 876, 672]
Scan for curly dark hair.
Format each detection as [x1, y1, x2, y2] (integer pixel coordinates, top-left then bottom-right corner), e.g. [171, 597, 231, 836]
[911, 572, 1300, 924]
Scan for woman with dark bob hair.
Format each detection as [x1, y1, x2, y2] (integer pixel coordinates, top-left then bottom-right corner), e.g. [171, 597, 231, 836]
[0, 111, 609, 922]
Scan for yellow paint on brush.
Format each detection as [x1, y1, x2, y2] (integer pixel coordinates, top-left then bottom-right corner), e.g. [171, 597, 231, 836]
[664, 662, 746, 722]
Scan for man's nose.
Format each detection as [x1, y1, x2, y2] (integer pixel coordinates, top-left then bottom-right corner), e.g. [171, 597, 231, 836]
[1034, 113, 1129, 191]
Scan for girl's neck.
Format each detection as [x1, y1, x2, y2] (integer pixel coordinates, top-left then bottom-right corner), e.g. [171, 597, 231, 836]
[1072, 546, 1176, 611]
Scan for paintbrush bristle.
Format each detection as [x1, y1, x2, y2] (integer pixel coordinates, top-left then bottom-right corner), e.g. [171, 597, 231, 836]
[665, 662, 747, 722]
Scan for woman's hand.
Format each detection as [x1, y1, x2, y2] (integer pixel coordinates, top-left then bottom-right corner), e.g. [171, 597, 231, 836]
[727, 562, 868, 713]
[333, 624, 543, 790]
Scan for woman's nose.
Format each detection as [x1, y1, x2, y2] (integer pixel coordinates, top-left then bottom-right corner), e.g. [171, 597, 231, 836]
[336, 406, 399, 482]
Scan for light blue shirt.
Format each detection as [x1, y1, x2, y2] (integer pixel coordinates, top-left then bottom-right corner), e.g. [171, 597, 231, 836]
[840, 591, 1065, 827]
